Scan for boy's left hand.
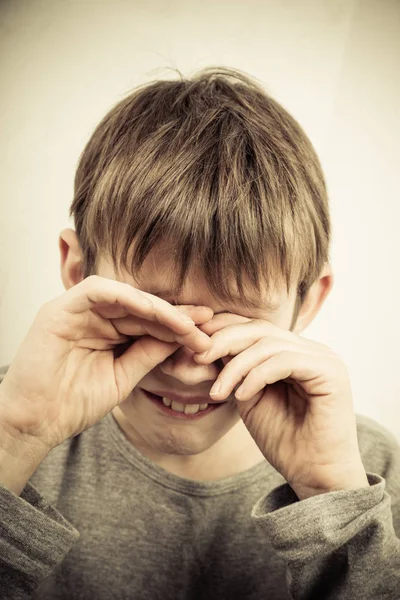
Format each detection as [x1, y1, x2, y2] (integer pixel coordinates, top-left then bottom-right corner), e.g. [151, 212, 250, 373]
[194, 314, 369, 500]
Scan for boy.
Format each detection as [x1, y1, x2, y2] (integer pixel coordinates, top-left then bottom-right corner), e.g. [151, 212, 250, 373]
[0, 67, 399, 599]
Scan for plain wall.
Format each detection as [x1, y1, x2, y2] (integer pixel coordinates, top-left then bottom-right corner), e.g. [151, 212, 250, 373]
[1, 0, 399, 439]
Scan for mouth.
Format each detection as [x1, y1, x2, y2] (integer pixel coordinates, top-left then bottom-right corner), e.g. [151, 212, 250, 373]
[141, 389, 227, 420]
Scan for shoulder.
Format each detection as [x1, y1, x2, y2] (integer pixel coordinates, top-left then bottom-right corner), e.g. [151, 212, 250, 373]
[356, 413, 400, 500]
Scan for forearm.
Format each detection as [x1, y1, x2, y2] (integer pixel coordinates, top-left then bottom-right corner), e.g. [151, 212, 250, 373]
[252, 473, 400, 600]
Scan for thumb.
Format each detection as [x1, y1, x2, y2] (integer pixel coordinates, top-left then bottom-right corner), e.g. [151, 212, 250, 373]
[113, 335, 180, 401]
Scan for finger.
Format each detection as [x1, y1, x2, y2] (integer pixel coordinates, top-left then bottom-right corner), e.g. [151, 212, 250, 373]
[76, 334, 132, 351]
[114, 336, 181, 401]
[209, 339, 300, 399]
[194, 323, 259, 363]
[111, 314, 211, 352]
[64, 307, 131, 342]
[57, 275, 199, 335]
[194, 319, 295, 364]
[134, 290, 213, 333]
[198, 313, 251, 335]
[177, 305, 214, 324]
[233, 350, 327, 402]
[112, 316, 176, 340]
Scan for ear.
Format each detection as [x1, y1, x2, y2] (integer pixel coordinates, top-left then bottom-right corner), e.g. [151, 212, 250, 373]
[292, 263, 334, 334]
[59, 228, 85, 290]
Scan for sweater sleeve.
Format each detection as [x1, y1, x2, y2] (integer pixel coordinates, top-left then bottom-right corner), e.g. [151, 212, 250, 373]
[0, 480, 80, 599]
[251, 420, 400, 600]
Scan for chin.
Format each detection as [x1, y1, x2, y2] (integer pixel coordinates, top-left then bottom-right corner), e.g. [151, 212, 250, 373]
[146, 428, 223, 456]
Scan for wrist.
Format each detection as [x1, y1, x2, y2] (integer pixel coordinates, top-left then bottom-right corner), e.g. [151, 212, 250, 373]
[0, 406, 50, 496]
[291, 463, 370, 501]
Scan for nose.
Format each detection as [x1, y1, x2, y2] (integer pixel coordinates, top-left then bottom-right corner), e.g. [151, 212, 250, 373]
[159, 345, 219, 387]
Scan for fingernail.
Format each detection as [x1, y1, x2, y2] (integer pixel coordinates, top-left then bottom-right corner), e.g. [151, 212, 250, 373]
[210, 382, 221, 395]
[197, 350, 208, 358]
[182, 317, 195, 324]
[235, 385, 244, 399]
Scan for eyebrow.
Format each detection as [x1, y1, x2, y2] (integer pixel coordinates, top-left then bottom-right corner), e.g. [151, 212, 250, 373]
[142, 287, 280, 313]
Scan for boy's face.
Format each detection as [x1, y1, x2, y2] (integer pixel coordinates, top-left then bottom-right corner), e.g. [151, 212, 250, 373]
[96, 246, 301, 459]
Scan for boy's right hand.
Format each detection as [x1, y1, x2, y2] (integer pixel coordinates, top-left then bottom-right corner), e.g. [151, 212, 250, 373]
[0, 275, 213, 455]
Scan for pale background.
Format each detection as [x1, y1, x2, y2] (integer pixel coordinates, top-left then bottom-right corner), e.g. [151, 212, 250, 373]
[0, 0, 399, 440]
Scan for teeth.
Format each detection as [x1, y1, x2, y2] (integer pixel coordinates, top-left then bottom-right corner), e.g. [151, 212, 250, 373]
[162, 398, 209, 414]
[184, 404, 200, 415]
[170, 400, 185, 412]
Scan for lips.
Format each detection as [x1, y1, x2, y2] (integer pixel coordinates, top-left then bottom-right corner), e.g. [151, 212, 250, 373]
[142, 389, 225, 419]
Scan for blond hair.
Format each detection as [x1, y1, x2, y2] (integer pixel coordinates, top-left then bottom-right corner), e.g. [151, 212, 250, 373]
[70, 67, 330, 324]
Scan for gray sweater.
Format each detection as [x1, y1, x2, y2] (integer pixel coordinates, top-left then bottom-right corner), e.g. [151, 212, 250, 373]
[0, 365, 400, 599]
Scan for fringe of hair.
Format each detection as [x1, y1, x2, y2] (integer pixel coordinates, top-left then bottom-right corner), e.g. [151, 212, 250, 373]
[70, 66, 331, 318]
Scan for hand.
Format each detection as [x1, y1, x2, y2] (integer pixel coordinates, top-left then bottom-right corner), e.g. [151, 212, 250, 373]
[194, 314, 369, 500]
[0, 275, 213, 454]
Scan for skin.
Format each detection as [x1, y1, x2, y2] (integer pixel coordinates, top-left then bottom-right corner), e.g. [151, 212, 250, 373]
[60, 229, 369, 497]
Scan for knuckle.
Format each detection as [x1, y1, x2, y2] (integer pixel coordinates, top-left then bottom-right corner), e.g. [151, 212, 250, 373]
[258, 337, 274, 351]
[38, 299, 52, 314]
[37, 300, 58, 324]
[209, 329, 224, 344]
[135, 337, 159, 365]
[220, 359, 235, 377]
[84, 274, 101, 286]
[229, 359, 249, 379]
[140, 343, 158, 365]
[245, 368, 259, 383]
[318, 341, 334, 355]
[80, 274, 103, 295]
